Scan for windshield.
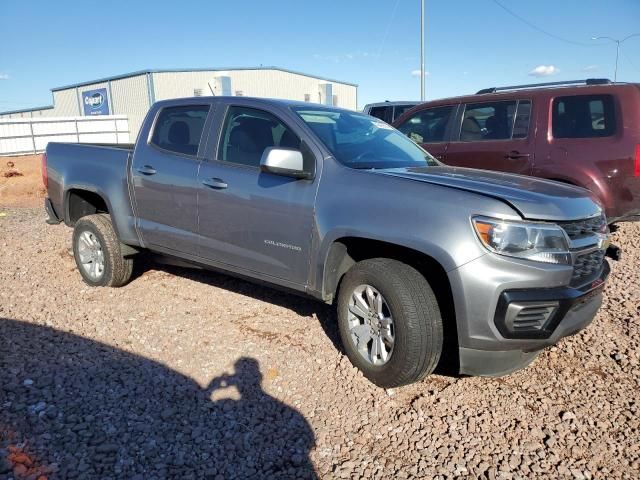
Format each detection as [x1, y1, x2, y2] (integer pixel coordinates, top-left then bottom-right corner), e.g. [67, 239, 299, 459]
[293, 107, 438, 169]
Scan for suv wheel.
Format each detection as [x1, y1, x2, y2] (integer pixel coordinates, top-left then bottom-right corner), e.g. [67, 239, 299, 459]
[72, 214, 134, 287]
[337, 258, 443, 388]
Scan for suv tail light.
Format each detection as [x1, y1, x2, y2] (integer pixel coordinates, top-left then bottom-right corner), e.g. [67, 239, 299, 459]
[41, 152, 48, 188]
[635, 144, 640, 177]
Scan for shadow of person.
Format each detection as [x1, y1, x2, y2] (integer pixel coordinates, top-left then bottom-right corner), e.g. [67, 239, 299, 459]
[205, 358, 316, 479]
[0, 319, 317, 479]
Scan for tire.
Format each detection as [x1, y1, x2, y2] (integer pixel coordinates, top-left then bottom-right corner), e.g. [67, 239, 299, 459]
[72, 214, 134, 287]
[337, 258, 443, 388]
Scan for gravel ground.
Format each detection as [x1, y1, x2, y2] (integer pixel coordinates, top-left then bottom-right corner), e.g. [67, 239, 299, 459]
[1, 207, 638, 479]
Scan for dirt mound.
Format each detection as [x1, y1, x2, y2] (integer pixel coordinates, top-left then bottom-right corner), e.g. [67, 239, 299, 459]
[0, 155, 46, 208]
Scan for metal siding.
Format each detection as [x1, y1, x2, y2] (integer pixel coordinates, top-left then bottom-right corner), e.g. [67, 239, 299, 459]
[331, 83, 357, 110]
[39, 109, 58, 117]
[152, 69, 357, 110]
[152, 71, 218, 100]
[110, 74, 150, 139]
[226, 69, 357, 109]
[53, 90, 81, 116]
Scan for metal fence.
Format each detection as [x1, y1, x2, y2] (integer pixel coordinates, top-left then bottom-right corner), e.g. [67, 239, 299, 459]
[0, 115, 130, 156]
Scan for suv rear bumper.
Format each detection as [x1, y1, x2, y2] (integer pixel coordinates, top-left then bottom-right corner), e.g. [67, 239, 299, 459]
[448, 253, 608, 376]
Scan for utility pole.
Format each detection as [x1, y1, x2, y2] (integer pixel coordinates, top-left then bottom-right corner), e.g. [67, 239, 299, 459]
[592, 34, 640, 82]
[420, 0, 425, 100]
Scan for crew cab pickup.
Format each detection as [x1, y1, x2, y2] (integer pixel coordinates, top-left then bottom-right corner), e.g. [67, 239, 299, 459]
[43, 97, 617, 387]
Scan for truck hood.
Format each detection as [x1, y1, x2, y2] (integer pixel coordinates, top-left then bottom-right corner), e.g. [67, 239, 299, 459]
[378, 166, 602, 221]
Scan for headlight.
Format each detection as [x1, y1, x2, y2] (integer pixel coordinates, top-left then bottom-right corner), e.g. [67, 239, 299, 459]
[472, 216, 571, 265]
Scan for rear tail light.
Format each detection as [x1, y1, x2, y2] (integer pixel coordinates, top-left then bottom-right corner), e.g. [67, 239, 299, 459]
[635, 144, 640, 177]
[41, 152, 48, 188]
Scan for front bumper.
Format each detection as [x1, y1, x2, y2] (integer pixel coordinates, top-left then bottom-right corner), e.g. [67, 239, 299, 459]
[448, 252, 609, 376]
[494, 260, 609, 340]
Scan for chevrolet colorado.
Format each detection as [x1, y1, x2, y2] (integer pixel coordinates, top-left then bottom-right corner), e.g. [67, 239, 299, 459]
[43, 97, 617, 387]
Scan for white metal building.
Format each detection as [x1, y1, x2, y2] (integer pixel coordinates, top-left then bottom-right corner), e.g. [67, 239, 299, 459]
[0, 67, 358, 137]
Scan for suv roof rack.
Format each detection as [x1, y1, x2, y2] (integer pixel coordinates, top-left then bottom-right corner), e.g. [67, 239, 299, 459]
[476, 78, 612, 95]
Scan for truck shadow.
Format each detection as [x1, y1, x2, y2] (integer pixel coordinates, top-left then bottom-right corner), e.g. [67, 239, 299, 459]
[131, 254, 461, 378]
[132, 253, 345, 354]
[0, 318, 317, 479]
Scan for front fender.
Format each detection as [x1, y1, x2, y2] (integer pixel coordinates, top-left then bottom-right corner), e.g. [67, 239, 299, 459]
[310, 159, 517, 296]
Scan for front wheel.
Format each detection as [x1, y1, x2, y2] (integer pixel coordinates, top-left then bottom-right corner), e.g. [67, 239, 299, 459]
[72, 214, 134, 287]
[337, 258, 443, 388]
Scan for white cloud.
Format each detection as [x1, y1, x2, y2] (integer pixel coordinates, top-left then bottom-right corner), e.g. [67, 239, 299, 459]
[411, 69, 430, 77]
[582, 65, 599, 72]
[528, 65, 559, 77]
[0, 74, 9, 80]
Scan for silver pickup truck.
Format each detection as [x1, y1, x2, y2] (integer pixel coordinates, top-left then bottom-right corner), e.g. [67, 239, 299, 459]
[43, 97, 617, 387]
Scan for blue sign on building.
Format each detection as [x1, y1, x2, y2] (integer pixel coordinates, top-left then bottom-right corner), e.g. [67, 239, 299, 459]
[82, 88, 110, 116]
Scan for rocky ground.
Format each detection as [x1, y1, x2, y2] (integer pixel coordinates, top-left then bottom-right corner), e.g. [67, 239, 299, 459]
[0, 207, 638, 479]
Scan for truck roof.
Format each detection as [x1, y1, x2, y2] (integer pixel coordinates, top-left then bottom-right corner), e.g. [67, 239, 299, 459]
[153, 96, 359, 113]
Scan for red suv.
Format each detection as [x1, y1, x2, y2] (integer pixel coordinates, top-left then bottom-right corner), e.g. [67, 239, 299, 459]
[393, 79, 640, 223]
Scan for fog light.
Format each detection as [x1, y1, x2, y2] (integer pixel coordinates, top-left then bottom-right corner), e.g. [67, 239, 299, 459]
[504, 301, 559, 333]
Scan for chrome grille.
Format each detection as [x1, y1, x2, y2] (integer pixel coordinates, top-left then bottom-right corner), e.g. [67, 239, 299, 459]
[572, 249, 605, 284]
[559, 214, 606, 240]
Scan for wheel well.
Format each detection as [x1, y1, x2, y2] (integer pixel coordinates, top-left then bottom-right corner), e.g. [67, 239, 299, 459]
[325, 237, 458, 373]
[67, 189, 109, 225]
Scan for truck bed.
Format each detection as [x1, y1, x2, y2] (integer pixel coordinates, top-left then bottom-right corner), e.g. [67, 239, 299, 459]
[45, 141, 140, 245]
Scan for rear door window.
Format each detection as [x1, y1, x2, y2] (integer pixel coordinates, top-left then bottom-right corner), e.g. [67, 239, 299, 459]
[392, 104, 417, 121]
[512, 101, 532, 139]
[150, 105, 209, 156]
[368, 106, 393, 123]
[396, 105, 455, 143]
[552, 94, 616, 138]
[458, 101, 517, 141]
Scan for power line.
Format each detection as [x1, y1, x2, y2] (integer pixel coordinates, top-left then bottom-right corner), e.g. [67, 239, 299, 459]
[377, 0, 402, 58]
[490, 0, 594, 47]
[621, 51, 640, 73]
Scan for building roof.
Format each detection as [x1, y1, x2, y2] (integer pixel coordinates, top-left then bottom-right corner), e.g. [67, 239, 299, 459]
[51, 66, 358, 91]
[0, 105, 54, 115]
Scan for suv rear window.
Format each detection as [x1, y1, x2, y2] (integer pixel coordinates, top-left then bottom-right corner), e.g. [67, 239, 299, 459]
[552, 94, 616, 138]
[368, 106, 393, 123]
[150, 105, 209, 156]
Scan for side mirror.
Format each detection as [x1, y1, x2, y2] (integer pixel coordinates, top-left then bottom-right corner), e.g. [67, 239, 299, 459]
[260, 147, 311, 179]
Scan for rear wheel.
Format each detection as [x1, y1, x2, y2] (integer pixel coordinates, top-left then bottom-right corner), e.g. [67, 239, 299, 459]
[72, 214, 134, 287]
[337, 258, 443, 388]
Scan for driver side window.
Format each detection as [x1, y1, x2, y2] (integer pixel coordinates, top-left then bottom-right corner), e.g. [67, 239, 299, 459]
[218, 106, 301, 168]
[397, 105, 455, 144]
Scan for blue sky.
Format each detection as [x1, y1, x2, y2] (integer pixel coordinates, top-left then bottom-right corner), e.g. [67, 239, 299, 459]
[1, 0, 639, 111]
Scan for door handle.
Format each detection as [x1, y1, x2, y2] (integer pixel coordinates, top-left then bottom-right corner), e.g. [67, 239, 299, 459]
[202, 178, 228, 190]
[505, 151, 531, 159]
[136, 165, 157, 175]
